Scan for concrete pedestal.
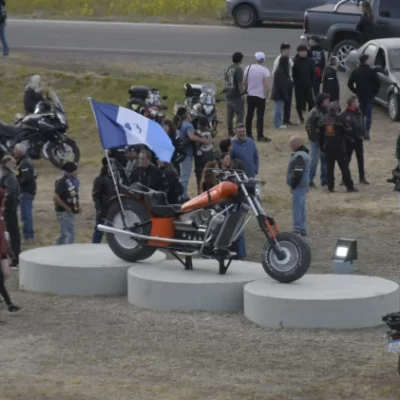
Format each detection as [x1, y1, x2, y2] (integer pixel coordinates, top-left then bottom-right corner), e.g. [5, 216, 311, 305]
[127, 259, 267, 313]
[19, 244, 165, 296]
[244, 274, 400, 329]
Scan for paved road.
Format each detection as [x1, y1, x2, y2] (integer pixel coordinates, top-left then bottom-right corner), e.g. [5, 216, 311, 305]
[8, 19, 302, 59]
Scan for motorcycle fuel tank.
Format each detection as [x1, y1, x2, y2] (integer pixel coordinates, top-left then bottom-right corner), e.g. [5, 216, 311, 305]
[181, 181, 239, 213]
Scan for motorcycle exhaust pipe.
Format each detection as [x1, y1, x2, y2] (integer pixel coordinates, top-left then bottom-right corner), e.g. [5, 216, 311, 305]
[97, 224, 204, 245]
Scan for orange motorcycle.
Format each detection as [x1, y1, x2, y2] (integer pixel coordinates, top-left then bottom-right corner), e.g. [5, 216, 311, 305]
[97, 169, 311, 283]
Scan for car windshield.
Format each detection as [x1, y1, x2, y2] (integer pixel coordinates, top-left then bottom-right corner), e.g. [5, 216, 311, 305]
[389, 49, 400, 71]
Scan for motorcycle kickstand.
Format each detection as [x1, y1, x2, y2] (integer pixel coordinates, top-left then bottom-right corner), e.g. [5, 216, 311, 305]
[218, 256, 233, 275]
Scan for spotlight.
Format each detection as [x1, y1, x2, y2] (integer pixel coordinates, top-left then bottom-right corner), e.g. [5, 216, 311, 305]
[332, 238, 357, 274]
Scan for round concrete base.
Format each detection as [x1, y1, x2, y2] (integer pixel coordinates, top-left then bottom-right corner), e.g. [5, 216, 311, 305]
[19, 244, 166, 296]
[127, 259, 267, 313]
[244, 274, 400, 329]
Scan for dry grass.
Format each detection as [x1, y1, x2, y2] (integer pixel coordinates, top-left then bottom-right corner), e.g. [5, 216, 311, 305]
[2, 61, 400, 399]
[8, 0, 226, 22]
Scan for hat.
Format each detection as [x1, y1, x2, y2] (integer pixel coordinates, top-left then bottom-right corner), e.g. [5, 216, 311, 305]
[255, 52, 265, 61]
[62, 161, 78, 173]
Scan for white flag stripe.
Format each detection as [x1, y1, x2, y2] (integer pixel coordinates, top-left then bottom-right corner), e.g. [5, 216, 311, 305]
[116, 106, 149, 145]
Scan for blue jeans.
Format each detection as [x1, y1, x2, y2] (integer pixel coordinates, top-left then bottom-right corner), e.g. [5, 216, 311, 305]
[236, 231, 247, 259]
[291, 187, 308, 233]
[359, 101, 373, 136]
[92, 218, 104, 243]
[180, 156, 193, 200]
[273, 101, 284, 128]
[54, 212, 75, 245]
[20, 193, 35, 240]
[309, 140, 327, 185]
[0, 23, 9, 55]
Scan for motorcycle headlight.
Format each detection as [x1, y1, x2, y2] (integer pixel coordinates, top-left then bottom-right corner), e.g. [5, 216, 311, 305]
[203, 105, 214, 115]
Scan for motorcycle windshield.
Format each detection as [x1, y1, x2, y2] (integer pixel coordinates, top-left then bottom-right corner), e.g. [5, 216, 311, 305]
[198, 82, 217, 106]
[49, 91, 65, 114]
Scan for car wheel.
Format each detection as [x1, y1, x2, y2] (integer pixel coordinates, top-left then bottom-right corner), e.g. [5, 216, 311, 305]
[331, 40, 359, 72]
[233, 4, 258, 28]
[389, 93, 400, 121]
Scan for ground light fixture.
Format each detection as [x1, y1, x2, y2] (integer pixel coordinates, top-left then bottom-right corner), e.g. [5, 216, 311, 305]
[332, 238, 357, 274]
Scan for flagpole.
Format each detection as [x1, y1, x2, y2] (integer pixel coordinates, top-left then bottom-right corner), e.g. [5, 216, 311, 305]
[88, 97, 128, 229]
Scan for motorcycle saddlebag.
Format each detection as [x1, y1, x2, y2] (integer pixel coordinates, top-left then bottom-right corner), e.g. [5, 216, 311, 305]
[128, 85, 150, 100]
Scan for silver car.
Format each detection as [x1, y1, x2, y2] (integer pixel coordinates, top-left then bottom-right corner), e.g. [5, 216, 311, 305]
[226, 0, 359, 28]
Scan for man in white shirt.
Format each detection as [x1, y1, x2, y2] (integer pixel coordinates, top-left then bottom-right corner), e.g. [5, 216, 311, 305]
[243, 52, 271, 143]
[272, 43, 294, 125]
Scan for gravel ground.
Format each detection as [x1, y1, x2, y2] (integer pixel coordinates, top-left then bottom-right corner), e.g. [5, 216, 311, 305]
[1, 52, 400, 399]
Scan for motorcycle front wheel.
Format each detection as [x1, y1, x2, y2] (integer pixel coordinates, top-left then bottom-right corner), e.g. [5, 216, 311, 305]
[46, 139, 80, 169]
[261, 232, 311, 283]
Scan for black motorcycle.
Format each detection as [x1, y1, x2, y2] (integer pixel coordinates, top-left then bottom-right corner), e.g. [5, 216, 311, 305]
[383, 312, 400, 375]
[183, 82, 219, 135]
[4, 91, 80, 169]
[126, 85, 168, 125]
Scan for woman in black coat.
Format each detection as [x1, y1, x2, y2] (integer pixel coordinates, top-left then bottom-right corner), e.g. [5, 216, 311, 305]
[356, 2, 375, 45]
[271, 55, 293, 129]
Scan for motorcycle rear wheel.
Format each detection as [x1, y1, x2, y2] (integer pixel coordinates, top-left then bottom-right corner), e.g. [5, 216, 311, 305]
[47, 139, 80, 169]
[261, 232, 311, 283]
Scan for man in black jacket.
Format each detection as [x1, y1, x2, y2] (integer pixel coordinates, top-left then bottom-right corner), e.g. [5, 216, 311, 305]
[0, 156, 20, 268]
[129, 149, 163, 190]
[319, 102, 357, 193]
[339, 95, 369, 185]
[92, 157, 115, 244]
[308, 36, 326, 97]
[322, 57, 340, 109]
[305, 92, 330, 188]
[14, 143, 37, 244]
[292, 45, 315, 123]
[347, 54, 381, 140]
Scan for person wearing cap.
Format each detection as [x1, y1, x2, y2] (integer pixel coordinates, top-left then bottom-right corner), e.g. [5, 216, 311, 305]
[319, 102, 357, 193]
[308, 36, 326, 97]
[53, 162, 79, 245]
[243, 52, 271, 143]
[224, 51, 245, 137]
[272, 43, 294, 125]
[292, 44, 315, 124]
[176, 107, 212, 201]
[322, 57, 340, 110]
[0, 155, 20, 268]
[287, 136, 310, 237]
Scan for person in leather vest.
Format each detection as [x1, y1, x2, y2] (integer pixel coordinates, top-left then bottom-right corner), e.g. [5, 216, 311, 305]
[92, 157, 115, 243]
[319, 102, 357, 193]
[338, 95, 369, 185]
[286, 136, 310, 237]
[129, 149, 163, 191]
[14, 143, 37, 244]
[53, 162, 79, 245]
[0, 155, 20, 268]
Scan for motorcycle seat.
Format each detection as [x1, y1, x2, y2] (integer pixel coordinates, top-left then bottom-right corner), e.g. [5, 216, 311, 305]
[145, 191, 182, 217]
[0, 121, 22, 137]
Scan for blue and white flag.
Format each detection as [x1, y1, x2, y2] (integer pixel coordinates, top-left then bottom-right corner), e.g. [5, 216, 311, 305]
[89, 98, 175, 162]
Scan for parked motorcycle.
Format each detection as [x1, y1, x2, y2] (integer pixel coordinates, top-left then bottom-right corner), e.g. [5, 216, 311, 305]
[183, 82, 219, 134]
[127, 85, 168, 125]
[4, 91, 80, 169]
[383, 312, 400, 375]
[97, 168, 311, 282]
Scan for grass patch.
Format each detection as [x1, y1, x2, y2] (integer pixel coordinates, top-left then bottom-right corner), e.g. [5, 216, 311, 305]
[9, 0, 226, 21]
[0, 65, 216, 163]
